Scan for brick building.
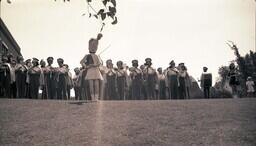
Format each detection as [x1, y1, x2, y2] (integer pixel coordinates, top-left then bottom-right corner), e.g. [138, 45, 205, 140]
[0, 18, 22, 62]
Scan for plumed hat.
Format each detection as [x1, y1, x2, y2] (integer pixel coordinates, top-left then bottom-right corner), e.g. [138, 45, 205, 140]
[57, 58, 64, 63]
[169, 60, 175, 65]
[47, 57, 54, 61]
[132, 59, 138, 64]
[32, 58, 39, 62]
[145, 58, 152, 62]
[25, 59, 31, 63]
[117, 61, 123, 66]
[17, 55, 24, 61]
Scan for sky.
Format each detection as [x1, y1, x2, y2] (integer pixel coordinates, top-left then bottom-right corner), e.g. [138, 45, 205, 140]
[1, 0, 255, 83]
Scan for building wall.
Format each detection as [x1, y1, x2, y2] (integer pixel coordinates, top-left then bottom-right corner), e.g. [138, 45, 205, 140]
[0, 18, 22, 62]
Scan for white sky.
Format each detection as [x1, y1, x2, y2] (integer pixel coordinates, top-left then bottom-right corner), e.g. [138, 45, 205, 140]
[1, 0, 255, 83]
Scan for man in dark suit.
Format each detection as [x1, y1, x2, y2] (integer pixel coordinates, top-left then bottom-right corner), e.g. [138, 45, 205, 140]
[200, 67, 212, 98]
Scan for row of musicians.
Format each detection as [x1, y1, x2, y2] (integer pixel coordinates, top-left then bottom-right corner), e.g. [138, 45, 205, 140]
[0, 56, 73, 99]
[73, 58, 191, 100]
[0, 56, 191, 100]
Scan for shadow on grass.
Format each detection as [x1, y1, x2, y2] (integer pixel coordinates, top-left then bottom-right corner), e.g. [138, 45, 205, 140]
[68, 100, 96, 105]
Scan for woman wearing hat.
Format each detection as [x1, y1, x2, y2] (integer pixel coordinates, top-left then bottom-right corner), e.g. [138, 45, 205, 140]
[80, 33, 103, 102]
[24, 59, 32, 98]
[73, 67, 82, 100]
[40, 59, 47, 99]
[156, 67, 166, 100]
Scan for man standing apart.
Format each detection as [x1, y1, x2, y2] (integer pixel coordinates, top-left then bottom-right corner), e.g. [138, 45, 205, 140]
[200, 67, 212, 98]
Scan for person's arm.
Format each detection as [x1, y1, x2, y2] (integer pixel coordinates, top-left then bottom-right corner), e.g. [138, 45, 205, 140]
[80, 55, 88, 68]
[200, 74, 204, 88]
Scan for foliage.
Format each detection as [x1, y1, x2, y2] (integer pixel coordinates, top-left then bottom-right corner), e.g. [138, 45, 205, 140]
[3, 0, 118, 32]
[56, 0, 118, 32]
[216, 41, 256, 96]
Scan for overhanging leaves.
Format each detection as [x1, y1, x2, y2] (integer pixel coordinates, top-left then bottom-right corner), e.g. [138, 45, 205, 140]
[110, 0, 116, 7]
[111, 17, 117, 25]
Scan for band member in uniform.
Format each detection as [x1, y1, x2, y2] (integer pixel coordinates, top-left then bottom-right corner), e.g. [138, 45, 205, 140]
[140, 64, 147, 100]
[116, 61, 127, 100]
[166, 60, 179, 99]
[80, 33, 103, 102]
[40, 59, 47, 99]
[105, 59, 117, 100]
[10, 60, 17, 98]
[178, 63, 187, 99]
[15, 56, 27, 98]
[184, 65, 191, 99]
[123, 64, 131, 100]
[25, 59, 32, 98]
[45, 57, 56, 99]
[28, 58, 42, 99]
[156, 67, 166, 100]
[73, 67, 82, 100]
[143, 58, 157, 100]
[64, 64, 73, 100]
[130, 60, 142, 100]
[200, 67, 212, 98]
[56, 58, 68, 100]
[0, 56, 11, 98]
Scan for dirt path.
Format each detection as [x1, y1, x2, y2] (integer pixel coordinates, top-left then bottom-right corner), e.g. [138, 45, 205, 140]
[0, 98, 256, 146]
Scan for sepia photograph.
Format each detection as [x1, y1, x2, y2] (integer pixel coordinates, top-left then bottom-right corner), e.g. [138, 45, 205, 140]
[0, 0, 256, 145]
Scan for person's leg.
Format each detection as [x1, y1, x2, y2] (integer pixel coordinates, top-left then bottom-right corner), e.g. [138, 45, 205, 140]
[21, 74, 27, 98]
[207, 87, 210, 98]
[204, 87, 207, 98]
[35, 78, 40, 99]
[13, 83, 16, 98]
[61, 76, 67, 100]
[74, 87, 78, 100]
[29, 76, 34, 99]
[89, 80, 94, 101]
[231, 85, 237, 98]
[99, 80, 104, 100]
[3, 77, 11, 98]
[94, 80, 100, 101]
[16, 74, 20, 98]
[186, 87, 190, 99]
[67, 85, 71, 100]
[174, 84, 178, 99]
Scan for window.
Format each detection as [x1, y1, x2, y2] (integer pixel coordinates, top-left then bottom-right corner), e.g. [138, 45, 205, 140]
[1, 41, 8, 55]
